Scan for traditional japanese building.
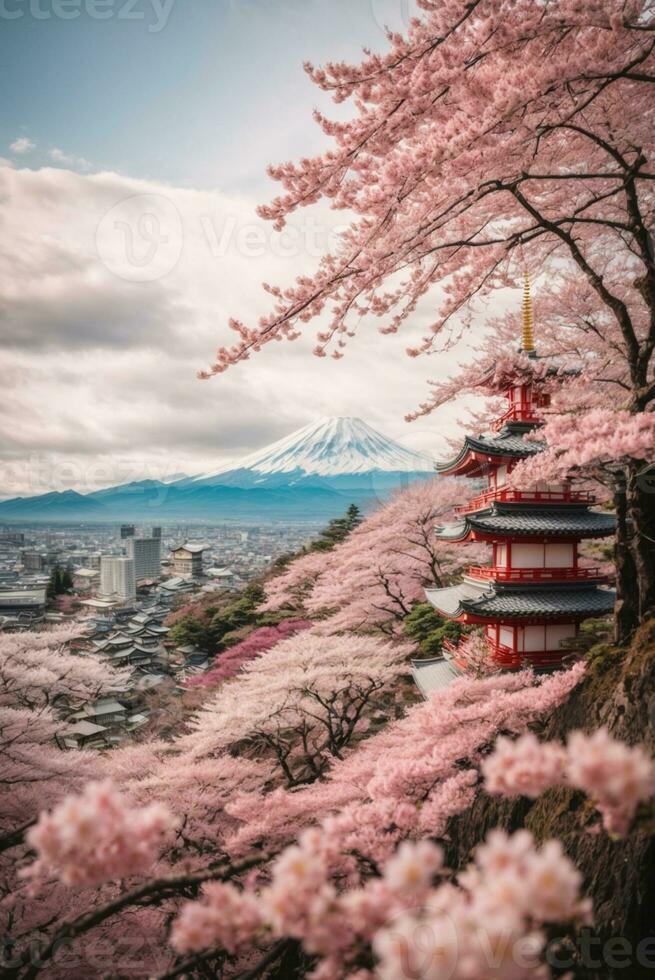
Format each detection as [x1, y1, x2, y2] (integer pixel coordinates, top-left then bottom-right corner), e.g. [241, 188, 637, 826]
[425, 277, 615, 671]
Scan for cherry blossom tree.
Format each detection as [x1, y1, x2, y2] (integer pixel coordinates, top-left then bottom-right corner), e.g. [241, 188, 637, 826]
[263, 478, 482, 634]
[224, 664, 585, 864]
[0, 629, 131, 972]
[175, 630, 408, 789]
[185, 618, 312, 689]
[202, 0, 655, 635]
[6, 663, 584, 980]
[0, 627, 128, 845]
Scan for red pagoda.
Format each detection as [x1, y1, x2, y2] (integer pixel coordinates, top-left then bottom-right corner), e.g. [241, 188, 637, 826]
[425, 277, 615, 672]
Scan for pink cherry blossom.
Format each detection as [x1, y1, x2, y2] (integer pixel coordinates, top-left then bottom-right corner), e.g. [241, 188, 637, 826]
[482, 728, 655, 836]
[482, 733, 568, 799]
[170, 881, 262, 955]
[566, 729, 655, 836]
[25, 780, 176, 887]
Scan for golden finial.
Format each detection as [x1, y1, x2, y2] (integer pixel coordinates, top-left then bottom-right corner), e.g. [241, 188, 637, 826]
[521, 270, 536, 353]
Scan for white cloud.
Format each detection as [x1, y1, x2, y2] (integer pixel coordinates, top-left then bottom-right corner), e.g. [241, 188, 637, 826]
[10, 137, 35, 155]
[0, 161, 478, 497]
[49, 148, 92, 170]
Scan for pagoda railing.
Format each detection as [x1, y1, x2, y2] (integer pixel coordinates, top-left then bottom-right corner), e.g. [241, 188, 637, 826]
[467, 565, 606, 583]
[491, 404, 543, 431]
[493, 643, 568, 669]
[455, 487, 596, 514]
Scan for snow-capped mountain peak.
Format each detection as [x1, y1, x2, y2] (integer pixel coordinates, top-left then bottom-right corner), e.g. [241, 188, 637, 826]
[194, 417, 435, 481]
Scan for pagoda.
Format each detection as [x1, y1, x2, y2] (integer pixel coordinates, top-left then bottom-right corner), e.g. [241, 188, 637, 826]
[425, 277, 616, 671]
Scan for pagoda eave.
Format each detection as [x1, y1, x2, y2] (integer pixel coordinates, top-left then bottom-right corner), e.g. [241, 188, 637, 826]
[435, 431, 545, 477]
[426, 582, 616, 621]
[435, 508, 616, 543]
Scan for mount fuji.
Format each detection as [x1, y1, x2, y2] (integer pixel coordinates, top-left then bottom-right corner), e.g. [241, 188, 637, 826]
[0, 418, 437, 523]
[186, 417, 435, 489]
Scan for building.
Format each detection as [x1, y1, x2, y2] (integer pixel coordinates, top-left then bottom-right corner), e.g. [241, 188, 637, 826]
[423, 278, 615, 674]
[151, 527, 162, 539]
[120, 525, 135, 539]
[169, 543, 207, 578]
[126, 537, 161, 582]
[0, 587, 47, 618]
[99, 556, 136, 602]
[73, 568, 100, 593]
[21, 550, 46, 573]
[0, 531, 25, 546]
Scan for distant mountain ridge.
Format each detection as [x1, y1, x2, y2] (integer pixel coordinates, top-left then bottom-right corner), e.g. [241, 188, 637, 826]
[0, 417, 436, 522]
[189, 417, 435, 485]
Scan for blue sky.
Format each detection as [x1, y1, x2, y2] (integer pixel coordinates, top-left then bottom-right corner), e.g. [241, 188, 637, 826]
[1, 1, 411, 190]
[0, 0, 487, 497]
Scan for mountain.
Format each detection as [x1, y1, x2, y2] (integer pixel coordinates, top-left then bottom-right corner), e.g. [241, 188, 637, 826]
[188, 417, 435, 489]
[0, 490, 107, 521]
[0, 417, 436, 523]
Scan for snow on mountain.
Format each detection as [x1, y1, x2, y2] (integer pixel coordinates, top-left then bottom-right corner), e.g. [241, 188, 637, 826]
[193, 417, 435, 482]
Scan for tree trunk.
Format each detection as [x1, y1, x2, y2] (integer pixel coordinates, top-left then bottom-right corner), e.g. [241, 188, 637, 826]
[613, 475, 640, 644]
[626, 461, 655, 624]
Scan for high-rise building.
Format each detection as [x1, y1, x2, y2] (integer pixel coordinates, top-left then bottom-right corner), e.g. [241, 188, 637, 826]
[120, 525, 135, 539]
[99, 556, 136, 601]
[126, 537, 161, 581]
[151, 527, 162, 539]
[0, 531, 25, 546]
[21, 550, 46, 572]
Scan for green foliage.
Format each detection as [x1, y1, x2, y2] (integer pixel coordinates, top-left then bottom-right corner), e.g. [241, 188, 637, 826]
[46, 565, 73, 600]
[309, 504, 362, 553]
[169, 583, 267, 653]
[403, 602, 464, 657]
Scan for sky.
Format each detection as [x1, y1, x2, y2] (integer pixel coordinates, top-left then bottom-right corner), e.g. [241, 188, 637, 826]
[0, 0, 488, 498]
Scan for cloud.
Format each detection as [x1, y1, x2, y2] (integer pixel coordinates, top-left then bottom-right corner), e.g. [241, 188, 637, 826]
[10, 137, 35, 154]
[49, 147, 92, 170]
[0, 160, 473, 497]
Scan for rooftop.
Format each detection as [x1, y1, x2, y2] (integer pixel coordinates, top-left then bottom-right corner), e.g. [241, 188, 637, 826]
[435, 425, 545, 475]
[426, 581, 616, 620]
[435, 506, 616, 541]
[411, 657, 461, 697]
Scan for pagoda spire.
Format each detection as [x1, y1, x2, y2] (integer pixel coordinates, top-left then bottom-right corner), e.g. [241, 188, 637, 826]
[521, 271, 536, 355]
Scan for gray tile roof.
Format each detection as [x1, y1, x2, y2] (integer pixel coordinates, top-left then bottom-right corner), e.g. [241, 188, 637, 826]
[436, 429, 545, 472]
[426, 582, 615, 619]
[411, 657, 461, 697]
[436, 508, 615, 541]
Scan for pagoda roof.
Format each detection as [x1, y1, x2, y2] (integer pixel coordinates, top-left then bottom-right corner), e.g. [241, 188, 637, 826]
[411, 657, 461, 697]
[435, 505, 615, 541]
[436, 425, 545, 475]
[425, 581, 615, 620]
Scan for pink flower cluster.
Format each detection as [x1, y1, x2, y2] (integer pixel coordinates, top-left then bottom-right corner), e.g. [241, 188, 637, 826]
[483, 729, 655, 836]
[482, 733, 567, 799]
[169, 829, 589, 980]
[186, 618, 312, 689]
[171, 881, 262, 955]
[375, 830, 590, 980]
[25, 780, 177, 887]
[511, 410, 655, 489]
[567, 729, 655, 836]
